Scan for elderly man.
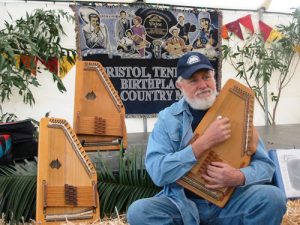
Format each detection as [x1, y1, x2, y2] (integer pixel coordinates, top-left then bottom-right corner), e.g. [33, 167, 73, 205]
[127, 52, 286, 225]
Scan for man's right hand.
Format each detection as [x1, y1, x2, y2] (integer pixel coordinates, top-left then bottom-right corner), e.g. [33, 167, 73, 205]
[94, 25, 100, 33]
[191, 116, 231, 159]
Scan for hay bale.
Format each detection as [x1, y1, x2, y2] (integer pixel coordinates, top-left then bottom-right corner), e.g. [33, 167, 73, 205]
[282, 200, 300, 225]
[1, 200, 299, 225]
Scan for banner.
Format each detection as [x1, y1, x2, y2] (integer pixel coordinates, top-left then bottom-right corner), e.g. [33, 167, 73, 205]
[72, 4, 222, 116]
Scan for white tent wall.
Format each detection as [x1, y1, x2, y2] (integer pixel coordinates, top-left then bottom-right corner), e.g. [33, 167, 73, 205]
[222, 11, 300, 126]
[1, 1, 300, 133]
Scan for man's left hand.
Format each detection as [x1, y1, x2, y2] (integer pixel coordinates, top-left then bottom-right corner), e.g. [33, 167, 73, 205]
[201, 161, 245, 189]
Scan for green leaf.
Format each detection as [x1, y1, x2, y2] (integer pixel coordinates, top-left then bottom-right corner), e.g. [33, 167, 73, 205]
[0, 147, 160, 221]
[0, 8, 76, 107]
[0, 160, 37, 223]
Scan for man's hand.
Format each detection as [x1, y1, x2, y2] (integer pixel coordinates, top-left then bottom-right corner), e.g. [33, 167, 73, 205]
[201, 161, 245, 189]
[192, 116, 231, 159]
[94, 25, 100, 33]
[201, 116, 231, 148]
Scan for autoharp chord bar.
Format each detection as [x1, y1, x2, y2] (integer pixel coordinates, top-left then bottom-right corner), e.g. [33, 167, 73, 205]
[45, 186, 97, 207]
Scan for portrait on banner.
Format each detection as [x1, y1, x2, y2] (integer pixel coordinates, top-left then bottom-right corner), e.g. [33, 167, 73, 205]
[72, 5, 222, 116]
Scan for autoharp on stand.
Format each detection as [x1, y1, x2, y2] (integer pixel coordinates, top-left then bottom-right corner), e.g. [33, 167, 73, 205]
[74, 61, 127, 151]
[36, 118, 99, 224]
[177, 79, 256, 207]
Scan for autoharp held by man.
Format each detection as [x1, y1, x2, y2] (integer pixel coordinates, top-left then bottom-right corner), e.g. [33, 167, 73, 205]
[176, 73, 258, 208]
[126, 52, 286, 225]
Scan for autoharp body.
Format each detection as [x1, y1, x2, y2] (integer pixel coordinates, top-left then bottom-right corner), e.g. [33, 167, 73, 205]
[177, 79, 255, 207]
[36, 118, 99, 224]
[73, 61, 127, 151]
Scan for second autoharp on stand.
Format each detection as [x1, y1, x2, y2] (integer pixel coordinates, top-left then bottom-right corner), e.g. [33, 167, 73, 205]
[74, 61, 127, 151]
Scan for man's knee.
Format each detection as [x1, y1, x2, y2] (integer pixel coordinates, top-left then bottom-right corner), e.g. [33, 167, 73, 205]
[127, 197, 183, 225]
[127, 199, 149, 224]
[257, 185, 287, 214]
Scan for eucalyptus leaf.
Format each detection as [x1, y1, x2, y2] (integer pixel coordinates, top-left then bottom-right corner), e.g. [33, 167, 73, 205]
[222, 8, 300, 125]
[0, 8, 76, 118]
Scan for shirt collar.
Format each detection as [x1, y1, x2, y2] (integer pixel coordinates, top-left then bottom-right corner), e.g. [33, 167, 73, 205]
[169, 98, 191, 116]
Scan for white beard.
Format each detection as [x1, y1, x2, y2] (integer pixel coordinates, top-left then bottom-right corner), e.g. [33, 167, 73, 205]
[183, 88, 218, 110]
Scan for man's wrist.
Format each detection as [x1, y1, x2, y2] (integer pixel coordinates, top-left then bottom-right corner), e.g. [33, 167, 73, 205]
[191, 136, 208, 160]
[237, 170, 245, 186]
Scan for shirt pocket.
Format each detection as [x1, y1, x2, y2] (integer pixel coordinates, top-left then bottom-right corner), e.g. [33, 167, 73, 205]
[167, 126, 182, 151]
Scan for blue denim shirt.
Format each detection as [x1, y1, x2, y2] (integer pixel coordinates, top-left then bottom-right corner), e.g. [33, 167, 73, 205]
[145, 98, 275, 225]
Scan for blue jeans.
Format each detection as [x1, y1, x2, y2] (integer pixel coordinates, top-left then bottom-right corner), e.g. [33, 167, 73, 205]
[127, 185, 286, 225]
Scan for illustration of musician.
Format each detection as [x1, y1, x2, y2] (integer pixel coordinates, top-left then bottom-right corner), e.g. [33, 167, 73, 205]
[117, 29, 136, 54]
[192, 11, 218, 49]
[176, 13, 196, 45]
[80, 7, 111, 50]
[164, 26, 192, 57]
[131, 16, 149, 57]
[115, 10, 131, 42]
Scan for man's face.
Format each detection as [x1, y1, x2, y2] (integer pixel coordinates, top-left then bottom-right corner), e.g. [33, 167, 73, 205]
[176, 70, 217, 110]
[120, 12, 126, 19]
[126, 31, 132, 38]
[178, 16, 184, 23]
[133, 18, 139, 25]
[200, 18, 210, 31]
[90, 16, 100, 27]
[172, 29, 179, 37]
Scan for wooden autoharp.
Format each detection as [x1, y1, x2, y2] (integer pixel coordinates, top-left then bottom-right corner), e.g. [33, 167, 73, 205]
[177, 79, 256, 207]
[36, 118, 99, 224]
[73, 61, 127, 151]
